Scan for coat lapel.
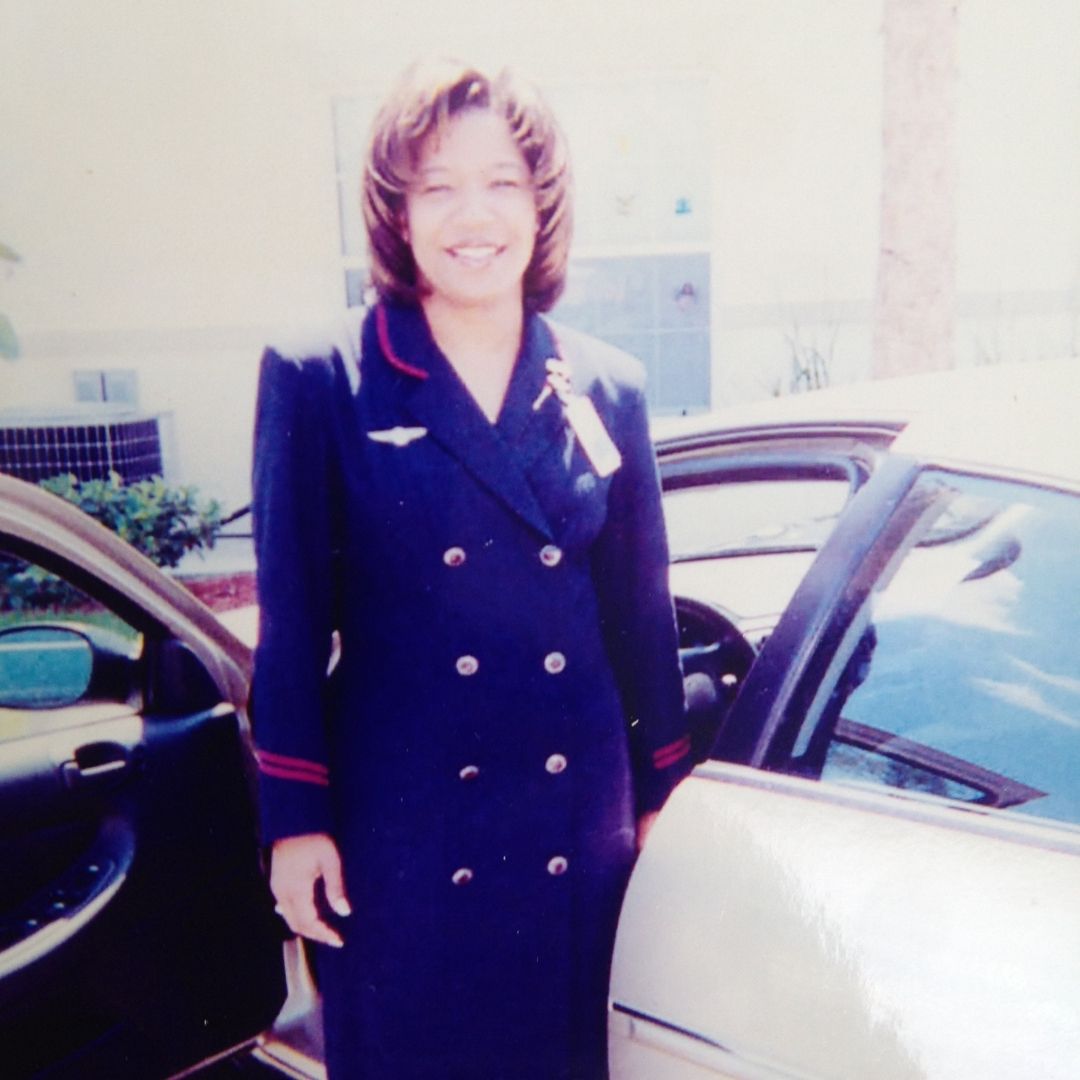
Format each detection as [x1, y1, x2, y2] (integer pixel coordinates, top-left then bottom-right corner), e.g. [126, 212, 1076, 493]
[495, 313, 569, 473]
[373, 302, 556, 540]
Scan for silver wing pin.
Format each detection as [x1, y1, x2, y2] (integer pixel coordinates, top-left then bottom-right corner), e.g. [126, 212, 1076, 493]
[367, 426, 429, 447]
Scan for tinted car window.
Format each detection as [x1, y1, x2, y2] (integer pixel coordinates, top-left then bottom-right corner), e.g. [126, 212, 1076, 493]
[790, 471, 1080, 827]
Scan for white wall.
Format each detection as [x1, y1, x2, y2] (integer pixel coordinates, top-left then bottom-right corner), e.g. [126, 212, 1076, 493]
[1, 0, 1077, 511]
[954, 0, 1080, 367]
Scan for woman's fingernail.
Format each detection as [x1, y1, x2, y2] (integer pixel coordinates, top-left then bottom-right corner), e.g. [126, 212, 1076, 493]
[332, 898, 352, 917]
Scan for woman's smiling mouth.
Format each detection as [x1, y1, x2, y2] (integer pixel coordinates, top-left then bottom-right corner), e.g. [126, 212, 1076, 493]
[447, 243, 504, 266]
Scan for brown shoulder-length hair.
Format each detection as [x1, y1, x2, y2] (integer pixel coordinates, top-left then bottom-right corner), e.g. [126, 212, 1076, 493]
[362, 60, 573, 313]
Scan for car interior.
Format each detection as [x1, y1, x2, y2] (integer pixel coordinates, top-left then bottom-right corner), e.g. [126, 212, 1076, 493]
[0, 543, 285, 1079]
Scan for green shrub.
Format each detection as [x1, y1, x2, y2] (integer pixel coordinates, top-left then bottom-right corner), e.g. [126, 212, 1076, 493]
[40, 472, 223, 569]
[1, 473, 223, 614]
[0, 558, 83, 612]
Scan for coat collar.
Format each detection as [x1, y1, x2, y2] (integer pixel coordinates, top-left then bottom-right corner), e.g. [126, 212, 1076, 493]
[365, 301, 562, 539]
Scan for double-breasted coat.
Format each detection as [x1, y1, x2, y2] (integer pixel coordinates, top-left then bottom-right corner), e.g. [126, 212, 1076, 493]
[251, 300, 691, 1080]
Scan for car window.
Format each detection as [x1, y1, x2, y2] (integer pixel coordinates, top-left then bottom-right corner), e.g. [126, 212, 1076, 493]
[0, 550, 141, 739]
[788, 471, 1080, 827]
[663, 477, 850, 561]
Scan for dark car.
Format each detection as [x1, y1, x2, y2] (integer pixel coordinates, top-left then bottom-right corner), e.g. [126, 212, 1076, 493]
[0, 476, 285, 1078]
[2, 358, 1078, 1078]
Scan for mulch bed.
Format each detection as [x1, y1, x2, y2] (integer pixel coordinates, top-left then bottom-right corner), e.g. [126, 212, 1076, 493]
[180, 572, 257, 612]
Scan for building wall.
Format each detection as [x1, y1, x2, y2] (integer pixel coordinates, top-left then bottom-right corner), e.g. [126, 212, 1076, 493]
[1, 0, 1076, 512]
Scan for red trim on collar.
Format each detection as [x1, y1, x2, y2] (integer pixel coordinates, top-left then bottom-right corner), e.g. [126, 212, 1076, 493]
[376, 303, 429, 380]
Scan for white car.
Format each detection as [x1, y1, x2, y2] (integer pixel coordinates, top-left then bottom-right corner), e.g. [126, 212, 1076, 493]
[615, 358, 1080, 1080]
[1, 358, 1077, 1078]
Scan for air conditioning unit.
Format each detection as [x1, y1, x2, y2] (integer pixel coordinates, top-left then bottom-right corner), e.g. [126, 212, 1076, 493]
[0, 407, 164, 485]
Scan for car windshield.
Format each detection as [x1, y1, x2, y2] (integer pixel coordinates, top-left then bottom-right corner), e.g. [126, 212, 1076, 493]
[663, 477, 850, 561]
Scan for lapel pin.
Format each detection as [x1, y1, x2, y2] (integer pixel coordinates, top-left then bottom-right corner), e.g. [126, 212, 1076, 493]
[533, 359, 574, 411]
[367, 426, 429, 447]
[531, 357, 622, 477]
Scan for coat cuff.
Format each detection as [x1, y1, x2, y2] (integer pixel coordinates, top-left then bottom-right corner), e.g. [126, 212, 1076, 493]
[635, 734, 693, 815]
[256, 758, 335, 845]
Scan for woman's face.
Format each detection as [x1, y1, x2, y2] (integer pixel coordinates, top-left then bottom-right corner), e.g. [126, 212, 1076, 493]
[404, 107, 538, 311]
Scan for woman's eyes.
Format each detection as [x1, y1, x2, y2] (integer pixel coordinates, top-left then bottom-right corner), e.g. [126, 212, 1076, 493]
[415, 178, 527, 196]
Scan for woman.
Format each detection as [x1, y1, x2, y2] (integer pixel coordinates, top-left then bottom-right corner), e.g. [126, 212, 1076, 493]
[252, 60, 691, 1080]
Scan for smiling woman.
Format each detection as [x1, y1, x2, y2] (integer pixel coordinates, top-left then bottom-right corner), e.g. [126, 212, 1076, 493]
[363, 60, 572, 317]
[400, 108, 541, 417]
[251, 60, 690, 1080]
[404, 109, 538, 308]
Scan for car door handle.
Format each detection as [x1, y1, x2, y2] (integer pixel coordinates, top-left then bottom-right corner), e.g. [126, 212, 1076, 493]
[60, 741, 136, 790]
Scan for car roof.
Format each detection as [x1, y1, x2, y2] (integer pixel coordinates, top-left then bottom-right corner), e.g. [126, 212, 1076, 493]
[656, 357, 1080, 486]
[890, 359, 1079, 487]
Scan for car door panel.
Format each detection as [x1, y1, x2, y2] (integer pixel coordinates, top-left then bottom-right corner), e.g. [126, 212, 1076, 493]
[0, 713, 140, 967]
[610, 1009, 802, 1080]
[611, 765, 1080, 1080]
[1, 694, 285, 1077]
[0, 519, 285, 1079]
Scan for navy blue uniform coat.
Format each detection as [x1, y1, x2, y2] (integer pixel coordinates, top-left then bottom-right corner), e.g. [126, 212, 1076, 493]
[252, 301, 691, 1079]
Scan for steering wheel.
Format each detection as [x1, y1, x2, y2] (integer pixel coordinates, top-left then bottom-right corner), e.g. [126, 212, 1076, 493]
[675, 596, 757, 763]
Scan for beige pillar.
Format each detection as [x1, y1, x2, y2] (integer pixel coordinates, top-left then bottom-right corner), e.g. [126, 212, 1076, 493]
[873, 0, 958, 377]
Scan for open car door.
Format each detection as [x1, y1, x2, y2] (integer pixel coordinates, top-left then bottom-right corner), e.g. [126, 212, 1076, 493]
[609, 460, 1080, 1078]
[0, 476, 285, 1079]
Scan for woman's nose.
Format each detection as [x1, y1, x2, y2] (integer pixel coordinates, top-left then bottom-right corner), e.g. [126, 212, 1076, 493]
[451, 182, 496, 225]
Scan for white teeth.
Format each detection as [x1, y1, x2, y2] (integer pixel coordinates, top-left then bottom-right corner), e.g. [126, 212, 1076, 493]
[451, 245, 498, 259]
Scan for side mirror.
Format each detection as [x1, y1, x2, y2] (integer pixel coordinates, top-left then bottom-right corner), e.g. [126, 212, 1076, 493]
[0, 626, 94, 709]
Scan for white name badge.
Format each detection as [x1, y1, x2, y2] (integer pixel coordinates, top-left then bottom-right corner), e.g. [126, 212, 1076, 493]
[564, 395, 622, 478]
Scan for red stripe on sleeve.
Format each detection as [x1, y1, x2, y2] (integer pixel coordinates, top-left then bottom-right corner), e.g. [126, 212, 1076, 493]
[255, 749, 330, 784]
[652, 735, 691, 769]
[257, 760, 332, 787]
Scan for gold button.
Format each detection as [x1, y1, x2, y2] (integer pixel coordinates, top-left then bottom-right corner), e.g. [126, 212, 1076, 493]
[459, 764, 480, 781]
[451, 867, 474, 886]
[456, 655, 479, 677]
[545, 753, 568, 775]
[539, 544, 563, 567]
[546, 856, 569, 876]
[443, 546, 466, 567]
[543, 651, 567, 675]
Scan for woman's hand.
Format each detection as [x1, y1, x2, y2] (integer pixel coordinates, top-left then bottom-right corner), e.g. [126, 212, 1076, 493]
[636, 811, 660, 852]
[270, 833, 351, 948]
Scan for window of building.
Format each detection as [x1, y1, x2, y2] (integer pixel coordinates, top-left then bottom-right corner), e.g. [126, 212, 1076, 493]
[73, 370, 139, 406]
